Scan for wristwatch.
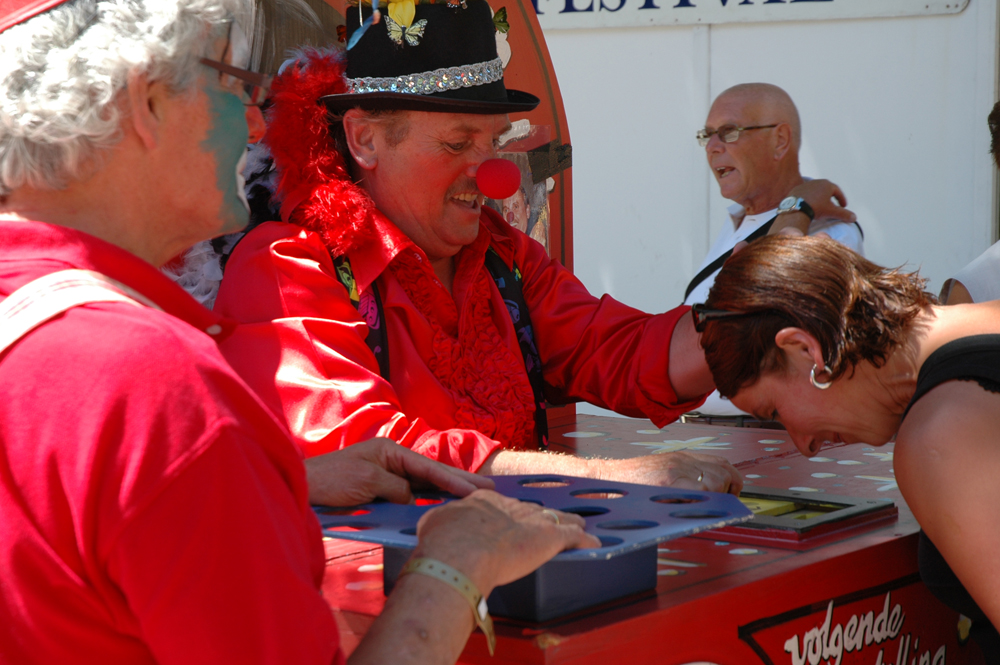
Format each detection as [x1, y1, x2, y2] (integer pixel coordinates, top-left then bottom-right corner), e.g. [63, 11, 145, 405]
[777, 196, 815, 221]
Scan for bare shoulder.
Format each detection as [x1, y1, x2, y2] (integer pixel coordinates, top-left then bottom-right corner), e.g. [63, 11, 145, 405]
[896, 380, 1000, 491]
[898, 380, 1000, 450]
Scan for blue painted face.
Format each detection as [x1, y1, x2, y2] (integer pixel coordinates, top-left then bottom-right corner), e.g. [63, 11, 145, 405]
[201, 85, 250, 235]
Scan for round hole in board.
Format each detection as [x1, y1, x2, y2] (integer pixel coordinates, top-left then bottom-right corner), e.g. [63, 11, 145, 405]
[316, 507, 372, 516]
[570, 489, 626, 499]
[595, 520, 659, 530]
[649, 494, 706, 505]
[399, 527, 417, 536]
[414, 497, 445, 506]
[669, 510, 729, 520]
[559, 506, 610, 517]
[324, 522, 379, 531]
[519, 499, 544, 506]
[518, 476, 571, 488]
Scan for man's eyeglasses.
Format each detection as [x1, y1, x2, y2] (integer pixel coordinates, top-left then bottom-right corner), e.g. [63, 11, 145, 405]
[200, 58, 272, 107]
[691, 303, 752, 333]
[696, 124, 778, 147]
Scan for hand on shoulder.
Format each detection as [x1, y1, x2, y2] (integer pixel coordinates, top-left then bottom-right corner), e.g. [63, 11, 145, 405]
[784, 179, 857, 225]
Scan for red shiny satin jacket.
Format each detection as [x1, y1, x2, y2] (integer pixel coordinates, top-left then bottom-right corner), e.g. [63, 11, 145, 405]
[215, 207, 702, 470]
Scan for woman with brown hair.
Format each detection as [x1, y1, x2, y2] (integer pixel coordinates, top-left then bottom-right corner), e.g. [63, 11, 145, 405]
[696, 234, 1000, 657]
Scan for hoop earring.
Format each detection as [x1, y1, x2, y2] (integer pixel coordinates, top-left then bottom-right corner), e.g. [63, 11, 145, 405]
[810, 364, 833, 390]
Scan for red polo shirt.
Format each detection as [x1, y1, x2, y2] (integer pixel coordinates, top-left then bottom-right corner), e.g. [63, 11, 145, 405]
[0, 221, 342, 665]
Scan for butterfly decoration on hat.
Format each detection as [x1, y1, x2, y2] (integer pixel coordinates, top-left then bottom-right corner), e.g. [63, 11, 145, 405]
[348, 0, 433, 48]
[328, 0, 536, 115]
[348, 0, 494, 49]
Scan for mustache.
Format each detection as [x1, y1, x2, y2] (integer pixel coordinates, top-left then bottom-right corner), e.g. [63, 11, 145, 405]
[446, 178, 480, 197]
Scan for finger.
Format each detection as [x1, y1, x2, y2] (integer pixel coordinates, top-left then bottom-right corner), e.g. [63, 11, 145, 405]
[830, 184, 848, 208]
[367, 464, 416, 504]
[723, 463, 744, 495]
[710, 466, 743, 495]
[442, 465, 496, 491]
[535, 507, 586, 529]
[668, 477, 709, 492]
[557, 524, 602, 550]
[664, 462, 729, 493]
[406, 463, 493, 496]
[702, 469, 729, 493]
[830, 205, 858, 223]
[478, 494, 589, 531]
[414, 489, 506, 537]
[386, 444, 493, 497]
[687, 457, 743, 495]
[821, 200, 857, 223]
[729, 472, 744, 495]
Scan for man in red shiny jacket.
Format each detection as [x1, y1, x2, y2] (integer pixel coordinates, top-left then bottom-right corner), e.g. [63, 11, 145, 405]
[215, 1, 742, 494]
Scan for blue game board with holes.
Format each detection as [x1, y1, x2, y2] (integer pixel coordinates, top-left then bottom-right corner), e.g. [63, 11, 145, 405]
[315, 474, 753, 561]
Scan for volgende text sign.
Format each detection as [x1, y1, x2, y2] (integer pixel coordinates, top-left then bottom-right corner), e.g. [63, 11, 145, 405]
[533, 0, 969, 30]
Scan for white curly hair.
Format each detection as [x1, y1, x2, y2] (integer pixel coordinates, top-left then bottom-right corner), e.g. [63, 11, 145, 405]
[0, 0, 252, 196]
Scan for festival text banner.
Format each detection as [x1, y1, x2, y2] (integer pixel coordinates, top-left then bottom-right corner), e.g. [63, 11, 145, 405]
[533, 0, 969, 30]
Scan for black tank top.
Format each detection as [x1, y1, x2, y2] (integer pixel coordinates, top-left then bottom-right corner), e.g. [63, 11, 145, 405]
[902, 334, 1000, 421]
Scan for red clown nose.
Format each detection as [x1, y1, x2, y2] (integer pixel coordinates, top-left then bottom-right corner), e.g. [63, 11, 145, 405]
[476, 158, 521, 200]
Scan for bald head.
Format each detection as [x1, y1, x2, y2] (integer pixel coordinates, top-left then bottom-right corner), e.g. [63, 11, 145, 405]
[713, 83, 801, 151]
[702, 83, 805, 214]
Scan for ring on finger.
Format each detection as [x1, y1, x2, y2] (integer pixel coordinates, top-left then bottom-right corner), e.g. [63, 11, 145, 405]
[696, 472, 704, 483]
[541, 509, 561, 525]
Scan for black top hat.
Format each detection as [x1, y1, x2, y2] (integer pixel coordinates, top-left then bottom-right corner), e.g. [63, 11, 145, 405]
[321, 0, 539, 114]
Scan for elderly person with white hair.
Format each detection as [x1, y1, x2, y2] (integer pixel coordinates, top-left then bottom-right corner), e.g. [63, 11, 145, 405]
[0, 1, 597, 663]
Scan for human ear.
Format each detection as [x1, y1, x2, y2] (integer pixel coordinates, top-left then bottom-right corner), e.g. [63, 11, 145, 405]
[773, 122, 793, 160]
[126, 71, 168, 151]
[774, 327, 825, 372]
[343, 110, 378, 171]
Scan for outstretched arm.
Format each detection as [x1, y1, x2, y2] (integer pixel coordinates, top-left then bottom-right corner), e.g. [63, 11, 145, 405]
[479, 447, 743, 495]
[493, 214, 712, 422]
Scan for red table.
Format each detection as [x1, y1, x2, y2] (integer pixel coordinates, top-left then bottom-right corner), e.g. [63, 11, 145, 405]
[321, 415, 987, 664]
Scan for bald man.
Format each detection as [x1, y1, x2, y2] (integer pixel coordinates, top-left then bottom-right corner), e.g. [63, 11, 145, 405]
[684, 83, 865, 417]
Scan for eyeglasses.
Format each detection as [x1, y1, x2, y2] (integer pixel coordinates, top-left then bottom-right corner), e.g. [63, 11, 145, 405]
[691, 303, 752, 333]
[200, 57, 272, 107]
[696, 124, 778, 147]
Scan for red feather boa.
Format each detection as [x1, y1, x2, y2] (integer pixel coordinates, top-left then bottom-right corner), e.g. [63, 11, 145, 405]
[263, 49, 376, 256]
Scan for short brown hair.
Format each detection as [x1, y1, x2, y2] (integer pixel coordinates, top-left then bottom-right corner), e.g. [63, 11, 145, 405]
[700, 235, 936, 397]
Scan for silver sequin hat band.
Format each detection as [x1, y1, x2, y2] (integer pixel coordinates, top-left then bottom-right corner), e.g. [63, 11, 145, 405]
[345, 57, 504, 96]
